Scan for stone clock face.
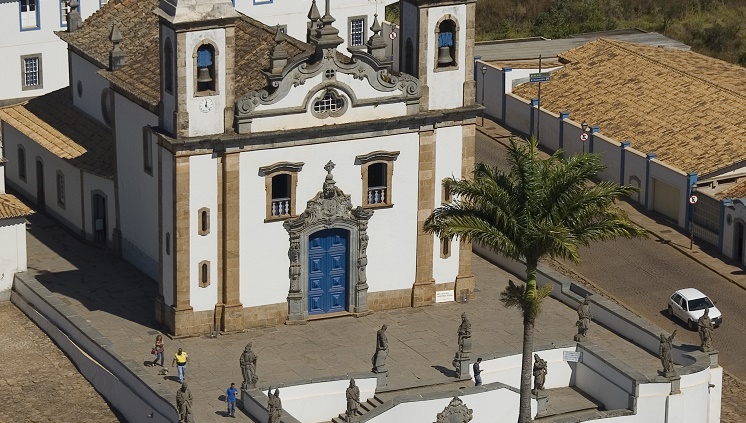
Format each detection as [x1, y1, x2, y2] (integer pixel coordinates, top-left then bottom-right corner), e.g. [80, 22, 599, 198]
[198, 98, 214, 113]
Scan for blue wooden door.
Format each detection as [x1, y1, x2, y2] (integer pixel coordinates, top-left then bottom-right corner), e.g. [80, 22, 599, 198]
[308, 228, 348, 315]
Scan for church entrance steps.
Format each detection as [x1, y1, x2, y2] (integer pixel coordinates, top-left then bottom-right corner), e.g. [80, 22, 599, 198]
[330, 394, 385, 423]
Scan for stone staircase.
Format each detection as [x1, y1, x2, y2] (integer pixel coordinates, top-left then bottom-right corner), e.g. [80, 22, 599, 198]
[330, 394, 385, 423]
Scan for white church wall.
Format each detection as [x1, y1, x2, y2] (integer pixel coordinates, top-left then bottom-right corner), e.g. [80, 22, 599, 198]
[2, 124, 83, 234]
[81, 172, 116, 243]
[189, 153, 219, 312]
[70, 53, 111, 127]
[238, 132, 419, 308]
[114, 93, 160, 280]
[161, 150, 175, 307]
[0, 217, 27, 301]
[426, 5, 466, 111]
[185, 29, 226, 137]
[432, 125, 462, 283]
[250, 89, 407, 133]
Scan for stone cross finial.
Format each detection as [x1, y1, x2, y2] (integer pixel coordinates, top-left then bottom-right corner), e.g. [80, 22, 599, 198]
[324, 160, 335, 175]
[109, 23, 125, 71]
[67, 0, 82, 32]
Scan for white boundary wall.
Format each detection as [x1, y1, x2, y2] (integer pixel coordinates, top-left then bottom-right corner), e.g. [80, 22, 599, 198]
[476, 61, 692, 229]
[473, 243, 722, 423]
[0, 217, 27, 301]
[261, 377, 377, 423]
[11, 273, 178, 423]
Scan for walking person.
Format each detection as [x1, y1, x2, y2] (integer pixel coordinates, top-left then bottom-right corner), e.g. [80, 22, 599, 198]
[150, 334, 165, 367]
[225, 382, 238, 418]
[172, 347, 189, 383]
[473, 357, 483, 386]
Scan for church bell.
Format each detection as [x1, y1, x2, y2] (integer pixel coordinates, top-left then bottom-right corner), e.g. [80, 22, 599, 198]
[437, 46, 454, 66]
[197, 67, 212, 83]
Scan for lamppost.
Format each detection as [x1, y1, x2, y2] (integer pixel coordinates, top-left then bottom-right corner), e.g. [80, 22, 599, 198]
[690, 183, 698, 250]
[481, 66, 487, 126]
[581, 120, 590, 154]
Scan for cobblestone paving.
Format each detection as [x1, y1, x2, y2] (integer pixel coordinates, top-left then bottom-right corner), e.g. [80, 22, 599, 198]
[0, 302, 125, 423]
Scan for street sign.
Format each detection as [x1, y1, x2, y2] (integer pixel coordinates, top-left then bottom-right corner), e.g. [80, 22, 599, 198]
[579, 132, 589, 142]
[689, 195, 698, 204]
[389, 32, 397, 40]
[529, 72, 550, 83]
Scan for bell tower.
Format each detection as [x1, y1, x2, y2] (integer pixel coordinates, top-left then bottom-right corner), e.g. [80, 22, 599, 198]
[399, 0, 476, 111]
[155, 0, 240, 138]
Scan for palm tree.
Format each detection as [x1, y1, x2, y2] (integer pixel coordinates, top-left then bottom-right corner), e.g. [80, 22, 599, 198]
[424, 137, 646, 423]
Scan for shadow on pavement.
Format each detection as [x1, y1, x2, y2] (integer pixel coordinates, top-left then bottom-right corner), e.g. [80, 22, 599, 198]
[24, 211, 160, 330]
[431, 365, 457, 378]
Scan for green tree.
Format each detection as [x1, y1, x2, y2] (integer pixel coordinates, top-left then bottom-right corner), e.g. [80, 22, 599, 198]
[424, 138, 646, 423]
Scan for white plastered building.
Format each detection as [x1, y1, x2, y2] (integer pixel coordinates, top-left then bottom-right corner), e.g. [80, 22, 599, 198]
[1, 0, 479, 336]
[0, 0, 394, 104]
[0, 155, 33, 301]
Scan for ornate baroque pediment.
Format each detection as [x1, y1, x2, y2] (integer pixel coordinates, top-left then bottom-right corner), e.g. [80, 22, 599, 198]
[235, 48, 420, 118]
[435, 397, 473, 423]
[284, 161, 373, 233]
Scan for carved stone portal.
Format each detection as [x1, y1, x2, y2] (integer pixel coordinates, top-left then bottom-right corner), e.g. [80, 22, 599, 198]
[435, 397, 473, 423]
[284, 161, 374, 322]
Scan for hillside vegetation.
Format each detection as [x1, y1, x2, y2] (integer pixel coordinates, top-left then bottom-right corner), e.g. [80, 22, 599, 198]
[387, 0, 746, 65]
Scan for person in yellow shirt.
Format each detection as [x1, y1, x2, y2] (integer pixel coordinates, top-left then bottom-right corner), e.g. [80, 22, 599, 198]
[172, 348, 189, 383]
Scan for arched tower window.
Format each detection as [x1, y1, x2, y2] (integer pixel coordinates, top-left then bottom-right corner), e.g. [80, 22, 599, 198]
[436, 19, 457, 69]
[196, 44, 216, 93]
[164, 39, 173, 94]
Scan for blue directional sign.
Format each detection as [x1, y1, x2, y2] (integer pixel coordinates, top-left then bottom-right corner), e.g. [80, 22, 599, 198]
[529, 72, 550, 83]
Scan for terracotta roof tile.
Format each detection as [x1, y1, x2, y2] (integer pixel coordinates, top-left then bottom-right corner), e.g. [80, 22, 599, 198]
[512, 39, 746, 177]
[0, 194, 34, 219]
[717, 180, 746, 200]
[0, 89, 114, 179]
[59, 0, 312, 107]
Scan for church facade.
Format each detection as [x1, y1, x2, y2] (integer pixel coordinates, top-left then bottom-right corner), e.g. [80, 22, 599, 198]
[0, 0, 479, 336]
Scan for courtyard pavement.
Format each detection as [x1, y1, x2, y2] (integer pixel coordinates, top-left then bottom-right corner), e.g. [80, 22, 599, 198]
[21, 211, 663, 423]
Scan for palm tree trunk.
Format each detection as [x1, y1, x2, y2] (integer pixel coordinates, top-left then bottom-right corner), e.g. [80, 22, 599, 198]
[518, 316, 535, 423]
[519, 260, 539, 423]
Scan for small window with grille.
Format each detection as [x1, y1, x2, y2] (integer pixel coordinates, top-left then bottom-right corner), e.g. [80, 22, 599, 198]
[21, 54, 42, 90]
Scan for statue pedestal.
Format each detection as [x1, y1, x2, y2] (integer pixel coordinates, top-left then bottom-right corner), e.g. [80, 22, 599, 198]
[706, 350, 719, 368]
[452, 352, 471, 379]
[374, 371, 388, 389]
[669, 375, 681, 395]
[533, 391, 549, 418]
